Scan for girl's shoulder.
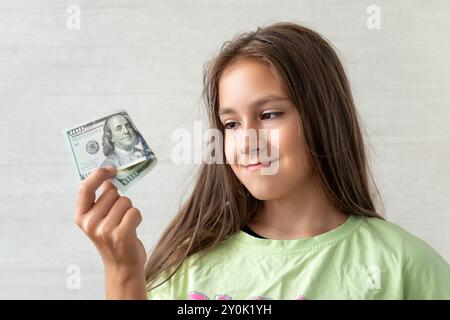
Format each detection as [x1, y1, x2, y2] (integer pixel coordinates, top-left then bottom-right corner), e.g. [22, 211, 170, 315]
[360, 215, 445, 259]
[147, 236, 236, 300]
[356, 215, 450, 299]
[360, 217, 449, 280]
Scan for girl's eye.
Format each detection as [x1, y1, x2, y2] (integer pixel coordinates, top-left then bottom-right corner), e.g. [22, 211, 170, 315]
[223, 112, 283, 130]
[224, 122, 237, 130]
[261, 112, 283, 120]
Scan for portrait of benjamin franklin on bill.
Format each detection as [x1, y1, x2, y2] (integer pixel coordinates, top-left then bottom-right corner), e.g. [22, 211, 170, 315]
[99, 113, 152, 169]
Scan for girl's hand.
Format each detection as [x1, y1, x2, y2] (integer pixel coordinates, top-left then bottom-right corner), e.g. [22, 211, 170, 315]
[74, 167, 147, 274]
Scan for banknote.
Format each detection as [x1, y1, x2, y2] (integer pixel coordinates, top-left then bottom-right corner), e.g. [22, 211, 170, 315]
[63, 110, 158, 192]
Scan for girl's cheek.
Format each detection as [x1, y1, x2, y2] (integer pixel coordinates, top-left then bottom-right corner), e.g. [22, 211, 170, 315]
[266, 129, 281, 160]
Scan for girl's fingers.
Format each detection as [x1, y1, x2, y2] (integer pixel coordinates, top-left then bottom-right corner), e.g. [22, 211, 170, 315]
[76, 167, 117, 217]
[76, 188, 119, 234]
[117, 207, 142, 237]
[100, 179, 117, 194]
[103, 196, 133, 228]
[87, 187, 120, 224]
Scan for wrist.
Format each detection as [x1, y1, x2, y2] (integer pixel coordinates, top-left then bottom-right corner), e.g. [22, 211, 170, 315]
[104, 264, 145, 282]
[104, 266, 147, 300]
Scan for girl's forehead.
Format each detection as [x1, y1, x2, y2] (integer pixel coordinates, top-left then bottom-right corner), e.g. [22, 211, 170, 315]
[219, 62, 284, 101]
[220, 59, 275, 81]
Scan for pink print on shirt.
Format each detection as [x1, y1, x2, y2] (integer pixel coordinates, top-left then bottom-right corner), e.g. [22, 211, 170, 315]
[188, 290, 307, 300]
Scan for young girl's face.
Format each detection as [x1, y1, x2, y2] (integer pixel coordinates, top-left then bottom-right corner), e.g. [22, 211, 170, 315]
[218, 59, 314, 200]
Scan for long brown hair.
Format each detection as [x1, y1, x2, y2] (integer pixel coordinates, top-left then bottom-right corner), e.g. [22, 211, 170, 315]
[145, 21, 384, 292]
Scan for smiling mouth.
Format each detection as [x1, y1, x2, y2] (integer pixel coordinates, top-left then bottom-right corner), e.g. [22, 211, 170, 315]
[243, 159, 278, 170]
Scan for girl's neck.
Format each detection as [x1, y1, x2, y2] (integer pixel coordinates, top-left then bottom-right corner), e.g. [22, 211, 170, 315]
[248, 173, 349, 240]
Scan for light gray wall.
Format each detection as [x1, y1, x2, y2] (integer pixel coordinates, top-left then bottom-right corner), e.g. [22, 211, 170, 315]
[0, 0, 449, 299]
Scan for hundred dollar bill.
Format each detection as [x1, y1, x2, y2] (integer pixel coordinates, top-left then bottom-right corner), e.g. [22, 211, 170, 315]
[63, 110, 157, 192]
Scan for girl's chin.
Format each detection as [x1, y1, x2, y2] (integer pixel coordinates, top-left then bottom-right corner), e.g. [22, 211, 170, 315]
[250, 193, 281, 201]
[245, 185, 282, 201]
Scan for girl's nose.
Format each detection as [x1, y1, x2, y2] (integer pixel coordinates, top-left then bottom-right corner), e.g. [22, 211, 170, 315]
[238, 120, 263, 158]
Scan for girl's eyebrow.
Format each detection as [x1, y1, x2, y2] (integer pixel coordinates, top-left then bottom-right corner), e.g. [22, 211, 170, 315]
[218, 95, 289, 116]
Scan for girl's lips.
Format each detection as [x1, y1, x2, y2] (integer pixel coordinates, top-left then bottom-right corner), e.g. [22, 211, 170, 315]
[244, 159, 278, 171]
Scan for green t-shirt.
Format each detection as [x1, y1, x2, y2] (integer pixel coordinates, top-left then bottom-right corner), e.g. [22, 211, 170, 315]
[147, 214, 450, 300]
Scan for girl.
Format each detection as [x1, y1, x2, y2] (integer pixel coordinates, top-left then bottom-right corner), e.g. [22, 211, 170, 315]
[74, 22, 450, 300]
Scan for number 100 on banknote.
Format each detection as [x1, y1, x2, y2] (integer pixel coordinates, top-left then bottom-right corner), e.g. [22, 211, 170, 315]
[63, 110, 158, 192]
